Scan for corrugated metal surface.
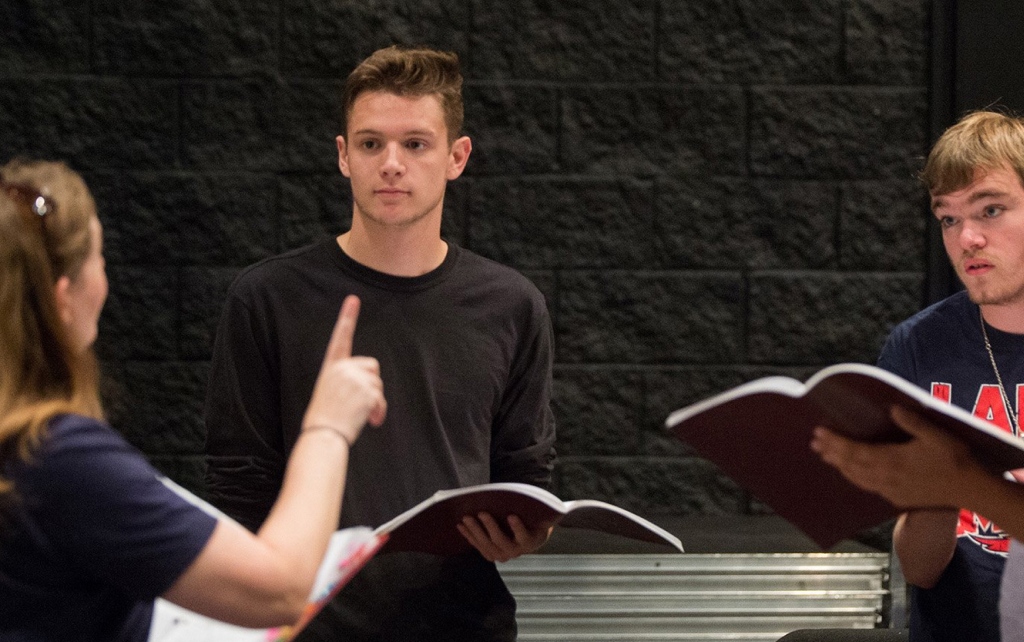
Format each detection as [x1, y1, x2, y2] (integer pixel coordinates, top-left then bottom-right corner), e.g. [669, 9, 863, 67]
[499, 553, 890, 642]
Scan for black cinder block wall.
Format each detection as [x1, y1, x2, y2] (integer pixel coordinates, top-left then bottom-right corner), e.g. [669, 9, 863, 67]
[0, 1, 931, 540]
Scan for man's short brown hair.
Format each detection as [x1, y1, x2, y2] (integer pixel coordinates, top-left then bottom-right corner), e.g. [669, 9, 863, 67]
[342, 46, 464, 143]
[922, 110, 1024, 195]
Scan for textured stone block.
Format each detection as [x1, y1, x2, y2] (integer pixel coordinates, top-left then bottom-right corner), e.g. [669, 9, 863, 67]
[657, 177, 839, 269]
[557, 271, 744, 364]
[89, 172, 126, 263]
[642, 366, 816, 456]
[462, 84, 558, 175]
[181, 267, 241, 360]
[470, 0, 656, 81]
[0, 79, 178, 170]
[280, 0, 468, 76]
[279, 174, 353, 251]
[278, 81, 346, 173]
[0, 1, 90, 74]
[558, 457, 747, 515]
[552, 368, 643, 456]
[750, 87, 928, 178]
[748, 273, 924, 364]
[96, 267, 177, 361]
[105, 173, 277, 266]
[660, 0, 841, 83]
[103, 361, 210, 455]
[561, 87, 745, 175]
[845, 0, 929, 85]
[181, 81, 279, 171]
[93, 0, 276, 76]
[840, 180, 929, 270]
[469, 178, 655, 269]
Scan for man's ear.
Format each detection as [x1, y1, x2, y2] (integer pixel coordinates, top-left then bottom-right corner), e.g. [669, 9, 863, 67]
[446, 136, 472, 180]
[337, 135, 351, 178]
[53, 275, 74, 327]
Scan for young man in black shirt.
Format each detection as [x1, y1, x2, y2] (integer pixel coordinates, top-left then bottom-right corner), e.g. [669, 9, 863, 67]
[205, 46, 557, 641]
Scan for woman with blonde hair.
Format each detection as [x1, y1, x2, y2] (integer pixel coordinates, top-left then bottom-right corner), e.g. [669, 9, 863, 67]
[0, 159, 387, 641]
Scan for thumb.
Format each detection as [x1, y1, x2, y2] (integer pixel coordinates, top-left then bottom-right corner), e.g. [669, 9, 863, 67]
[324, 295, 360, 361]
[891, 405, 940, 440]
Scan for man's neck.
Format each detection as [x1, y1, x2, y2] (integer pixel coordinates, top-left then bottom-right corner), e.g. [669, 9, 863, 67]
[338, 217, 448, 277]
[980, 301, 1024, 335]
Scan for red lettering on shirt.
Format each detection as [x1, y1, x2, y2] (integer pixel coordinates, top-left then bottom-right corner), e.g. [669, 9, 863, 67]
[973, 384, 1014, 434]
[931, 383, 1012, 553]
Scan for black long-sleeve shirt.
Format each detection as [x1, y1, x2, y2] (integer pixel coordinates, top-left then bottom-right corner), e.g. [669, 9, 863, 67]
[204, 238, 556, 641]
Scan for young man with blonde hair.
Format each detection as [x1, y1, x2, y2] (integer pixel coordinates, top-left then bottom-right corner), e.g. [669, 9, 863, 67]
[204, 46, 556, 641]
[813, 110, 1024, 641]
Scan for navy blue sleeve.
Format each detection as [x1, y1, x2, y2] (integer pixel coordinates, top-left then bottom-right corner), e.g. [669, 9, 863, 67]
[25, 415, 218, 600]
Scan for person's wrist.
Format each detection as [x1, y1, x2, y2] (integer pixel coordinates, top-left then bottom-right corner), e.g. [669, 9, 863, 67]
[301, 423, 354, 449]
[955, 463, 1004, 510]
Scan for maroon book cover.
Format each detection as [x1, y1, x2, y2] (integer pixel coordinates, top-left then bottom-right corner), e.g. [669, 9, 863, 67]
[374, 482, 683, 556]
[666, 363, 1024, 549]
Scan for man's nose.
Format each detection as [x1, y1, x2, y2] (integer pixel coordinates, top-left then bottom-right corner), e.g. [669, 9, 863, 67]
[959, 219, 987, 250]
[381, 143, 404, 175]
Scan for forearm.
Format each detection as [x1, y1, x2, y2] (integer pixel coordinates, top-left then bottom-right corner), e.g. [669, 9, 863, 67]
[490, 407, 556, 489]
[955, 467, 1024, 542]
[893, 456, 1024, 564]
[257, 430, 349, 584]
[165, 430, 349, 626]
[894, 509, 959, 588]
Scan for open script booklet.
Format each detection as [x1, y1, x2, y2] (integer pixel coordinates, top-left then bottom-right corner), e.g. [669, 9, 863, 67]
[375, 482, 683, 555]
[149, 481, 681, 640]
[666, 362, 1024, 549]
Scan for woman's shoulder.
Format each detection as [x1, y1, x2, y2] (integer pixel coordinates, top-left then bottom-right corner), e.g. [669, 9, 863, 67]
[44, 413, 126, 454]
[19, 414, 142, 491]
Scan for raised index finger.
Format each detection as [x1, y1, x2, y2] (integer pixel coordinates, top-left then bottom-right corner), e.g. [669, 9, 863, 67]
[324, 295, 360, 361]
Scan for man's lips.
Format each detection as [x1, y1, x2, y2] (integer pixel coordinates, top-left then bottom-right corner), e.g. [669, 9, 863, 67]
[963, 257, 994, 275]
[375, 188, 409, 196]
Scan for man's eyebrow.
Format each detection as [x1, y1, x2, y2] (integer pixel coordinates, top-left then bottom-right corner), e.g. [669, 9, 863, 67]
[352, 128, 438, 138]
[967, 189, 1011, 203]
[931, 189, 1013, 210]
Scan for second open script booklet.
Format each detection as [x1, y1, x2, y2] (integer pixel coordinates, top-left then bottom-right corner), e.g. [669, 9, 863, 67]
[666, 363, 1024, 549]
[374, 482, 684, 555]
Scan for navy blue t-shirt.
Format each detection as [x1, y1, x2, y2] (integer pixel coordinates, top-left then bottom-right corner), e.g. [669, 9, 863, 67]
[0, 414, 218, 642]
[878, 291, 1024, 642]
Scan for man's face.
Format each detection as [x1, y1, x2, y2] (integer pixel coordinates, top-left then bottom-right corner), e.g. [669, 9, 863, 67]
[931, 166, 1024, 308]
[337, 91, 470, 229]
